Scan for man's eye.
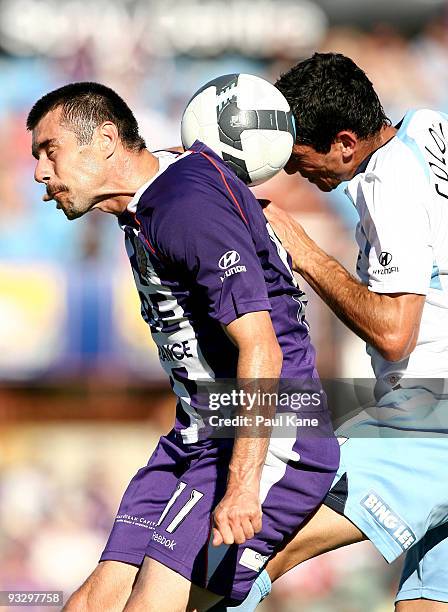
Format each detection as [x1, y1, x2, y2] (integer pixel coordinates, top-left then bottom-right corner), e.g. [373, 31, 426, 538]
[47, 149, 56, 159]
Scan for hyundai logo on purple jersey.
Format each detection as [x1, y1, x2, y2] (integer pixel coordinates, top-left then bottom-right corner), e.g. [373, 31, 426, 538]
[219, 250, 241, 270]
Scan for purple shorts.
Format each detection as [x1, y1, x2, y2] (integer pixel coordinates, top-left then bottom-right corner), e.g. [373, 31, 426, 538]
[101, 428, 339, 601]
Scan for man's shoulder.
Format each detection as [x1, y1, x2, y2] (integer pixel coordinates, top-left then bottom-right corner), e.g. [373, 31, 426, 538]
[368, 110, 448, 192]
[383, 109, 446, 160]
[359, 109, 444, 185]
[142, 143, 254, 220]
[148, 146, 220, 193]
[398, 108, 446, 135]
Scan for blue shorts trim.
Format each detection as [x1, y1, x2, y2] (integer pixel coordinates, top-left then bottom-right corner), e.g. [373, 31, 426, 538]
[395, 589, 448, 604]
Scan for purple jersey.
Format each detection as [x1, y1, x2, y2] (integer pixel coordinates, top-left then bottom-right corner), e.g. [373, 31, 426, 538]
[119, 142, 319, 443]
[104, 144, 339, 597]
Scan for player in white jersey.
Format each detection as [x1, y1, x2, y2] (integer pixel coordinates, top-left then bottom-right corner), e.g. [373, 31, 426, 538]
[351, 108, 448, 389]
[220, 53, 448, 611]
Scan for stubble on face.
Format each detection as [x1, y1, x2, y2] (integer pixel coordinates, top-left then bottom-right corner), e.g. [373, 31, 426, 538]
[283, 142, 347, 192]
[33, 108, 103, 220]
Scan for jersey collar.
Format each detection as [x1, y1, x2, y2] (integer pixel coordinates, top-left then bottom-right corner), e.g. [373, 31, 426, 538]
[351, 117, 404, 178]
[126, 150, 191, 214]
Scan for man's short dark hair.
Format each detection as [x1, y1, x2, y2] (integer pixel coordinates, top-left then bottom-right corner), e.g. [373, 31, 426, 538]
[276, 53, 390, 153]
[27, 82, 146, 151]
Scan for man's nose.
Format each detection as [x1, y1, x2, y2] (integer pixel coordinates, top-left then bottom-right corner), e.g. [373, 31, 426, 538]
[34, 158, 52, 184]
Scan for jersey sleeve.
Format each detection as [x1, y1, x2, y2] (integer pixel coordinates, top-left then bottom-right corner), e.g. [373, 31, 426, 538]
[154, 190, 271, 326]
[362, 159, 432, 295]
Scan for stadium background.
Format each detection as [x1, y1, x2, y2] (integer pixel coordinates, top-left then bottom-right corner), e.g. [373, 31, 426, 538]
[0, 0, 447, 609]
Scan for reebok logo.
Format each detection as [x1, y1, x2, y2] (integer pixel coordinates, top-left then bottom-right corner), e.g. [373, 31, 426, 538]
[152, 531, 176, 550]
[361, 492, 416, 551]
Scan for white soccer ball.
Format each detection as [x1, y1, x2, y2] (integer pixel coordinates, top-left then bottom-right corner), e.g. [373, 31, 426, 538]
[181, 73, 296, 186]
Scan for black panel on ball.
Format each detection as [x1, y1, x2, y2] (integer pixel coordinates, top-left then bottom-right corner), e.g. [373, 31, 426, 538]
[184, 74, 239, 108]
[276, 111, 287, 131]
[218, 101, 259, 150]
[213, 74, 239, 95]
[222, 151, 250, 184]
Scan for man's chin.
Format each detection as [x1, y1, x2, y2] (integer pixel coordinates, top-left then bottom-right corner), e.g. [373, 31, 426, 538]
[306, 176, 334, 192]
[316, 182, 333, 192]
[62, 206, 88, 220]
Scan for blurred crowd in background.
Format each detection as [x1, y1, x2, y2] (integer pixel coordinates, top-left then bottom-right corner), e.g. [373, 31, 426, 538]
[0, 0, 447, 609]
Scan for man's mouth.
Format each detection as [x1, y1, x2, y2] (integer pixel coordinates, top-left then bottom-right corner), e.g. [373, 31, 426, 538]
[43, 189, 66, 202]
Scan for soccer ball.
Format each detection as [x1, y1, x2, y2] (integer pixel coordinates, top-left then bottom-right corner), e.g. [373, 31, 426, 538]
[181, 73, 296, 186]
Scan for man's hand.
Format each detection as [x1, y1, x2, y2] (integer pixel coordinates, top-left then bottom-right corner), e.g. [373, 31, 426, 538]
[262, 202, 312, 272]
[212, 486, 262, 546]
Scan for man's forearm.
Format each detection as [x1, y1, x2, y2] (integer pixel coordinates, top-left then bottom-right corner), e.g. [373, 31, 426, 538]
[213, 311, 283, 545]
[264, 205, 390, 348]
[227, 436, 269, 492]
[298, 241, 387, 346]
[294, 237, 420, 360]
[264, 204, 425, 362]
[227, 348, 282, 491]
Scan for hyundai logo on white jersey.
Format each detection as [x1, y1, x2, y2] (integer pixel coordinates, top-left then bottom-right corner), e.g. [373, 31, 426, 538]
[219, 250, 241, 270]
[379, 251, 393, 267]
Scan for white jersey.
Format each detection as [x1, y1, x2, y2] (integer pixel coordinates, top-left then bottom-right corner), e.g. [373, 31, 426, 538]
[346, 109, 448, 391]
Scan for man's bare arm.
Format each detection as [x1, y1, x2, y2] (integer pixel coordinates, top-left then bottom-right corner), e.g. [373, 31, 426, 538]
[212, 310, 283, 546]
[264, 204, 425, 362]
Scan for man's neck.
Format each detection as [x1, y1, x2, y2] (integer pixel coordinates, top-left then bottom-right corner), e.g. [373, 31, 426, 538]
[351, 125, 397, 178]
[92, 149, 159, 216]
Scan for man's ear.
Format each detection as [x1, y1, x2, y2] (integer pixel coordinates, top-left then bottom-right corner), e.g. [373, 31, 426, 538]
[97, 121, 119, 158]
[336, 130, 357, 160]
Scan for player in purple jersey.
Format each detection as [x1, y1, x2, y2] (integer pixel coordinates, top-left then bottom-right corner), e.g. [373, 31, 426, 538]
[27, 83, 339, 611]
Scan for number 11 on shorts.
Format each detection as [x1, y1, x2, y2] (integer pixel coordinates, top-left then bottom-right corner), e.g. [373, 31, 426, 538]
[157, 481, 204, 533]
